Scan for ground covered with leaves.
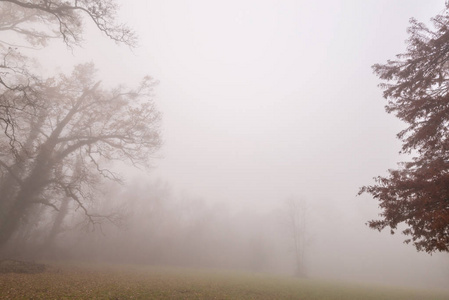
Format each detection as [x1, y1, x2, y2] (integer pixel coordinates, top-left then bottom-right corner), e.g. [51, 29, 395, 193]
[0, 260, 46, 274]
[0, 263, 448, 299]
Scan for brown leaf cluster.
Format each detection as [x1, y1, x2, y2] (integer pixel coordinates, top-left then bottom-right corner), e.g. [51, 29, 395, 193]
[361, 6, 449, 253]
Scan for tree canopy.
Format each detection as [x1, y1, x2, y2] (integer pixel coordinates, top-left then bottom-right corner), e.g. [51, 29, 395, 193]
[360, 6, 449, 253]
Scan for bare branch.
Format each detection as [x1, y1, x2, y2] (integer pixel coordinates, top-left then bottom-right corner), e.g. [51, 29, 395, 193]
[0, 159, 23, 185]
[30, 198, 60, 211]
[0, 0, 137, 47]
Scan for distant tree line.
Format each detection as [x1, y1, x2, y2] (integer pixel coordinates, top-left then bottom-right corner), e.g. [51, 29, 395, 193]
[4, 179, 298, 275]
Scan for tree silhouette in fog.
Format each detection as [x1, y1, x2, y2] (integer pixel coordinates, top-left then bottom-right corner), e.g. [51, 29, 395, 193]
[360, 5, 449, 253]
[0, 1, 161, 250]
[0, 0, 136, 149]
[281, 197, 308, 276]
[0, 64, 160, 246]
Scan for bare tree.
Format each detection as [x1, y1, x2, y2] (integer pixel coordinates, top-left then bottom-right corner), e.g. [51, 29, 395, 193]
[281, 197, 308, 277]
[0, 0, 159, 251]
[0, 0, 136, 153]
[0, 63, 161, 247]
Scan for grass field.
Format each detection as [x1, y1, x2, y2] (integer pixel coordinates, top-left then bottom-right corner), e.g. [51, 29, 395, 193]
[0, 263, 448, 299]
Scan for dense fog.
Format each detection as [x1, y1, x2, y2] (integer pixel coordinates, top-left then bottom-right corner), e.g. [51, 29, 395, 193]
[3, 176, 448, 289]
[1, 0, 448, 293]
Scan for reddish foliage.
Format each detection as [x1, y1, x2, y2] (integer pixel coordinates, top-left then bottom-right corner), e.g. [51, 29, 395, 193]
[360, 6, 449, 253]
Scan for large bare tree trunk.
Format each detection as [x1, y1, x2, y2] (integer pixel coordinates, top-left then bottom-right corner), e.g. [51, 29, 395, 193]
[0, 114, 47, 249]
[0, 150, 53, 247]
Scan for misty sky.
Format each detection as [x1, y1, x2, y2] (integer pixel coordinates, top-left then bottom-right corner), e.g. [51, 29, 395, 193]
[35, 0, 448, 287]
[108, 0, 444, 212]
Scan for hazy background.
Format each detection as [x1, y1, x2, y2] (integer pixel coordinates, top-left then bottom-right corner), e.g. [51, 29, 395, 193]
[26, 0, 449, 290]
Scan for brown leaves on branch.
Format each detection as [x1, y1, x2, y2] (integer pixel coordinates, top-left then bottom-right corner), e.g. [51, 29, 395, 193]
[360, 6, 449, 253]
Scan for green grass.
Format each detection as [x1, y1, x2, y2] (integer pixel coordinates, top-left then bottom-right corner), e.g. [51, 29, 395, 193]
[0, 263, 447, 299]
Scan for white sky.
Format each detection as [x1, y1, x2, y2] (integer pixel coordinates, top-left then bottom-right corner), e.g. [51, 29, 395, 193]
[106, 0, 443, 212]
[32, 0, 449, 287]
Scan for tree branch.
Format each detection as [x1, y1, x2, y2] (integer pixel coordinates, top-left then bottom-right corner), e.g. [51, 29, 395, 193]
[0, 159, 23, 185]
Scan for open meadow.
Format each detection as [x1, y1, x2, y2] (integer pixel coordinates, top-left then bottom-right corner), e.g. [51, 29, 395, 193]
[0, 263, 448, 300]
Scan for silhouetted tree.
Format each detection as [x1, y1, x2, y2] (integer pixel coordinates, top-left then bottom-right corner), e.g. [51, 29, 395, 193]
[0, 63, 161, 247]
[281, 197, 308, 276]
[360, 5, 449, 253]
[0, 0, 136, 154]
[0, 1, 160, 249]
